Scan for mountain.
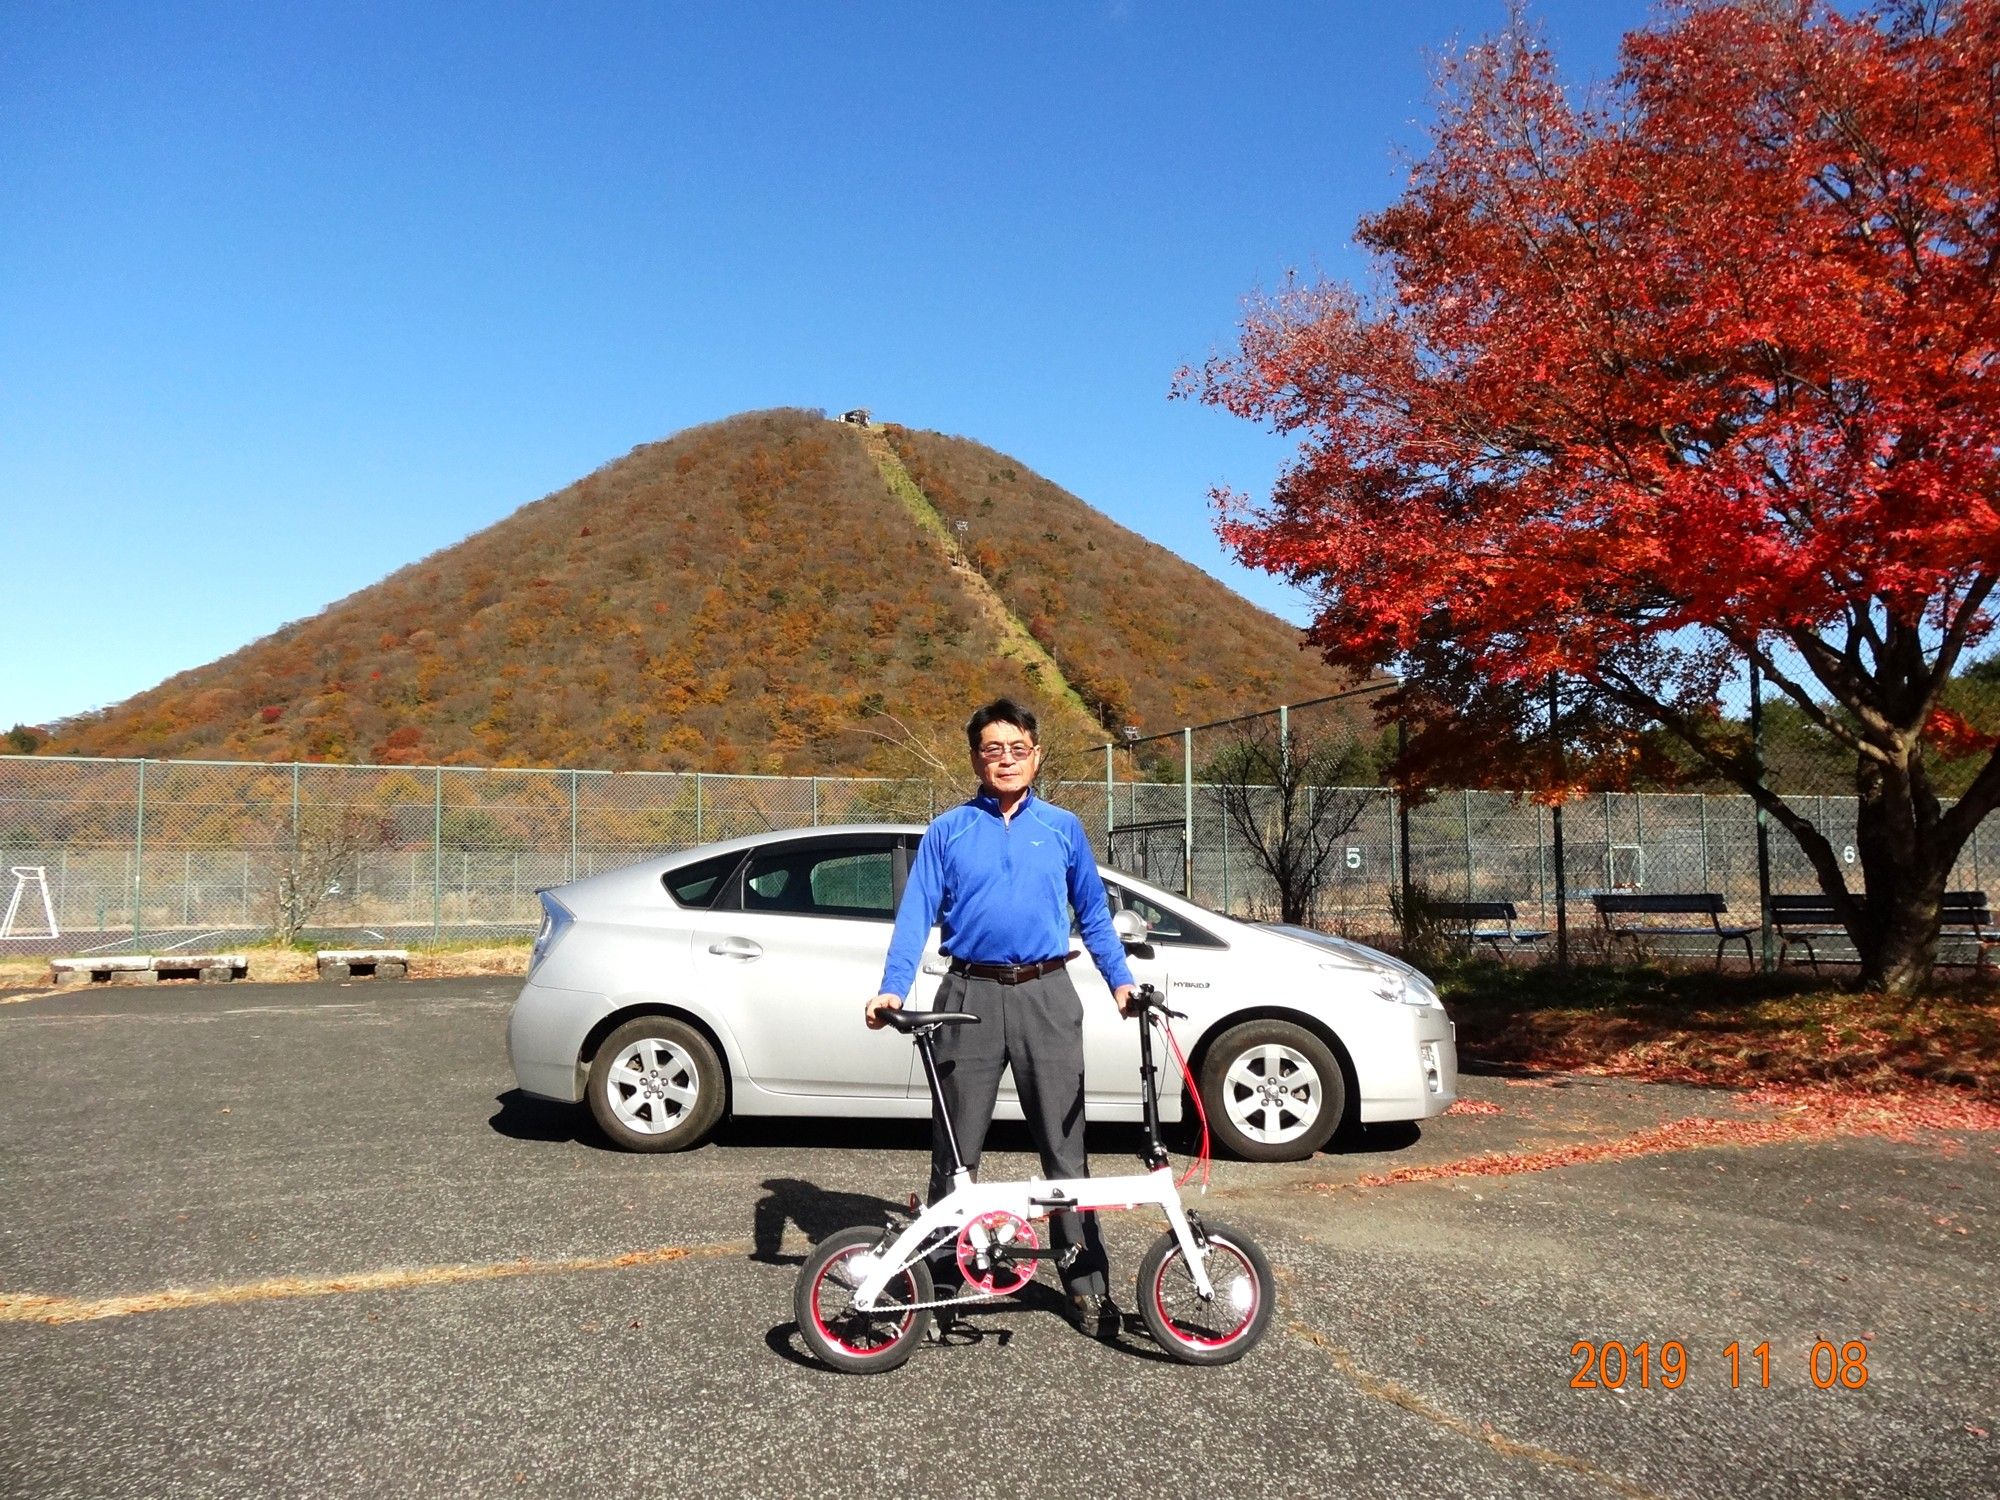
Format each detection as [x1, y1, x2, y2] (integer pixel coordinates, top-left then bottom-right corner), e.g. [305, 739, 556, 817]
[45, 409, 1352, 773]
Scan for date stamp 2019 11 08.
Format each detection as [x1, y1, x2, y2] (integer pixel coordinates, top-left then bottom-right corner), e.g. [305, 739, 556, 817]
[1570, 1339, 1870, 1390]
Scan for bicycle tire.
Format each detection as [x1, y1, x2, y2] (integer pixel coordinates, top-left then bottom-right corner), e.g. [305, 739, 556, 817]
[795, 1225, 933, 1374]
[1135, 1220, 1274, 1365]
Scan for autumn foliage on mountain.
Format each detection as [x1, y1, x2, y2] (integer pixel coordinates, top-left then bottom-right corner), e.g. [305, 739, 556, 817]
[42, 410, 1344, 774]
[1183, 0, 1999, 991]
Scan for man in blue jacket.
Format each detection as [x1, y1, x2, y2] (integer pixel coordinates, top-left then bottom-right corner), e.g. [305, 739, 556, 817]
[867, 698, 1137, 1339]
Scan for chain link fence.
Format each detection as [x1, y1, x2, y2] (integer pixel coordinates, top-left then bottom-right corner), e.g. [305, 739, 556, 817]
[3, 674, 1994, 965]
[1097, 677, 1997, 967]
[0, 757, 939, 953]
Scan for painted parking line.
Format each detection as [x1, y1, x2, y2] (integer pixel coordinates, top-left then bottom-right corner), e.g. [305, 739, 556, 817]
[1288, 1323, 1663, 1500]
[0, 1239, 748, 1327]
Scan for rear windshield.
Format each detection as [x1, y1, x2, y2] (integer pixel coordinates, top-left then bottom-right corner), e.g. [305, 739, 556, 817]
[663, 851, 741, 909]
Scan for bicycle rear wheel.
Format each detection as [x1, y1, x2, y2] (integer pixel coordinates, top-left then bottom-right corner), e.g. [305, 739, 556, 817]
[795, 1225, 933, 1374]
[1136, 1220, 1273, 1365]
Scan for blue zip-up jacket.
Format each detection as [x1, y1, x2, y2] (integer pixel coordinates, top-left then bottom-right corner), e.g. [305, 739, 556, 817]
[878, 788, 1135, 999]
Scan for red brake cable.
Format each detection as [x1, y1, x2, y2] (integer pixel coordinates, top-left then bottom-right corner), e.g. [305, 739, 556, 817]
[1158, 1015, 1211, 1191]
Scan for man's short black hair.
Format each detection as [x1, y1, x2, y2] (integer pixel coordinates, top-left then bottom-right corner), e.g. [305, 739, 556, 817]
[965, 698, 1038, 753]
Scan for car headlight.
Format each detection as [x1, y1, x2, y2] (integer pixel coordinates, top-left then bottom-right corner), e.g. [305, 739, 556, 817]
[1327, 962, 1440, 1009]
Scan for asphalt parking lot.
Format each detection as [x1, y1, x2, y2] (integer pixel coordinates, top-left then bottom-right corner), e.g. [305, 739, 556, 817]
[1, 979, 1994, 1499]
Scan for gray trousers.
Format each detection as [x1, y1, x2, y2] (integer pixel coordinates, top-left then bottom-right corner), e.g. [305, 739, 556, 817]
[926, 969, 1109, 1299]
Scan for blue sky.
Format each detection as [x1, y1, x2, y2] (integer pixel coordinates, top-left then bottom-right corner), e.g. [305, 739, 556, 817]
[1, 0, 1653, 734]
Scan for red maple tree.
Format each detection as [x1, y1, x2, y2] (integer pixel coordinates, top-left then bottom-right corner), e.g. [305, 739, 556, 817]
[1181, 0, 2000, 992]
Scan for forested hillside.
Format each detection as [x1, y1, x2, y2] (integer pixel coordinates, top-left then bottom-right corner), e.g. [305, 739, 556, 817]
[41, 409, 1349, 772]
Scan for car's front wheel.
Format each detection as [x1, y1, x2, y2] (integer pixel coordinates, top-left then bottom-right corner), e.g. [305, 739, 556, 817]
[586, 1016, 727, 1151]
[1198, 1020, 1345, 1162]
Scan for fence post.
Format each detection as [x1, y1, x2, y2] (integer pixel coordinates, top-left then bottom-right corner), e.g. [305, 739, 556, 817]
[291, 762, 300, 849]
[695, 771, 704, 842]
[432, 767, 443, 944]
[1536, 801, 1548, 924]
[1384, 786, 1400, 932]
[1548, 676, 1568, 971]
[1182, 727, 1195, 898]
[1462, 789, 1475, 899]
[1698, 793, 1709, 890]
[568, 769, 579, 883]
[132, 759, 146, 949]
[811, 776, 820, 827]
[1395, 715, 1413, 939]
[1750, 661, 1774, 972]
[1552, 798, 1569, 970]
[1104, 745, 1114, 834]
[1603, 790, 1615, 888]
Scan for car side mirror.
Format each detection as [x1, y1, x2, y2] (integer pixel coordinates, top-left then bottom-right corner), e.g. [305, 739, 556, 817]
[1112, 909, 1150, 947]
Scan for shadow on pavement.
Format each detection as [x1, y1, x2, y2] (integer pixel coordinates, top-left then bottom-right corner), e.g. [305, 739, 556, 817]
[751, 1177, 910, 1265]
[487, 1089, 613, 1148]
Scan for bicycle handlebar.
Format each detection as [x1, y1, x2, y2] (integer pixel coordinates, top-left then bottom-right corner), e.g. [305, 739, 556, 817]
[1127, 983, 1185, 1021]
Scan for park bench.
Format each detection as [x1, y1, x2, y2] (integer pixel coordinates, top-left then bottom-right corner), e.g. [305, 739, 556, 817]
[1770, 893, 1860, 973]
[1941, 891, 1997, 972]
[316, 948, 410, 980]
[1431, 900, 1550, 957]
[49, 954, 248, 986]
[1772, 890, 1994, 974]
[1591, 892, 1754, 968]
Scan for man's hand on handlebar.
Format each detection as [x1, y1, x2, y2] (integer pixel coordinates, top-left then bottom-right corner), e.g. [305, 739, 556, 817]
[1122, 983, 1185, 1021]
[864, 993, 902, 1030]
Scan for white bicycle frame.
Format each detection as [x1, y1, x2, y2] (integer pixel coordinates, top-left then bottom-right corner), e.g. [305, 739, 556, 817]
[851, 998, 1216, 1312]
[850, 1166, 1213, 1311]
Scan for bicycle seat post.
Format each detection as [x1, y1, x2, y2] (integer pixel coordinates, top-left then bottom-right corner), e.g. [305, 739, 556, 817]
[912, 1022, 970, 1180]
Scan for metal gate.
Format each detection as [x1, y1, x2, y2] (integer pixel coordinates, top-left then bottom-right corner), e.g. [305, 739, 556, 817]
[1104, 819, 1187, 895]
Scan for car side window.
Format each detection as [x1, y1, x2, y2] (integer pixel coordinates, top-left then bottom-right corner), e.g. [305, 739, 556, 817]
[742, 844, 896, 921]
[664, 851, 743, 909]
[1101, 880, 1227, 949]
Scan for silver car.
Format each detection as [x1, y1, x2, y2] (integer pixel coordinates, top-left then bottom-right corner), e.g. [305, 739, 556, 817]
[507, 824, 1457, 1161]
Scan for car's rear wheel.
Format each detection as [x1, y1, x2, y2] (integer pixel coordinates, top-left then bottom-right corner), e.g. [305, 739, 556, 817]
[587, 1016, 726, 1151]
[1198, 1020, 1344, 1162]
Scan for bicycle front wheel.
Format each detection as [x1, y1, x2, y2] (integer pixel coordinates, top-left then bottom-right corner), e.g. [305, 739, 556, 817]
[795, 1225, 933, 1374]
[1136, 1221, 1273, 1365]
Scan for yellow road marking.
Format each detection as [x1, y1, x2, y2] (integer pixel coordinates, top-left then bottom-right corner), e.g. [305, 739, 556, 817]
[0, 1239, 747, 1327]
[1289, 1323, 1663, 1500]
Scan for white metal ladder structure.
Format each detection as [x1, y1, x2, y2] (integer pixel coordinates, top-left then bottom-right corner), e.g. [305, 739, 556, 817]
[1, 866, 58, 941]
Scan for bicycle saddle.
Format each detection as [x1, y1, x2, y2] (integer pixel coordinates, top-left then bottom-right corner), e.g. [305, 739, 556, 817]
[879, 1009, 980, 1034]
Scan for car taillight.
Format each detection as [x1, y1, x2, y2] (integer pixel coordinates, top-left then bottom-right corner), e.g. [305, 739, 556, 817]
[531, 890, 574, 974]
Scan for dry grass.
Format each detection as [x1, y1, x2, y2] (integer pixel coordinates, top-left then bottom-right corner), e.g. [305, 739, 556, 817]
[0, 940, 531, 994]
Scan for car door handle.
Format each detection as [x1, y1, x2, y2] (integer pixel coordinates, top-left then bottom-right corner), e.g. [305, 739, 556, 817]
[921, 960, 949, 976]
[706, 938, 763, 960]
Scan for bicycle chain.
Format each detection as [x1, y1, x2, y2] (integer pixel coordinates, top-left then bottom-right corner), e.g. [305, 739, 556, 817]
[853, 1288, 1009, 1314]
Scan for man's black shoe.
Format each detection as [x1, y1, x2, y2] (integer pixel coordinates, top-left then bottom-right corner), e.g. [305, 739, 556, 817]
[925, 1303, 959, 1343]
[1064, 1292, 1121, 1341]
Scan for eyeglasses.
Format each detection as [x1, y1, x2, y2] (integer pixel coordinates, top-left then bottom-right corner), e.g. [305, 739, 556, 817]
[976, 742, 1038, 764]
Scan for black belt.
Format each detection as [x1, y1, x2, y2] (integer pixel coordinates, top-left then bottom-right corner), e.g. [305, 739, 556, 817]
[947, 953, 1076, 985]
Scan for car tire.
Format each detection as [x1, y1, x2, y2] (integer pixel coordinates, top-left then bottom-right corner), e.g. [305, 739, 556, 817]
[586, 1016, 727, 1152]
[1198, 1020, 1345, 1162]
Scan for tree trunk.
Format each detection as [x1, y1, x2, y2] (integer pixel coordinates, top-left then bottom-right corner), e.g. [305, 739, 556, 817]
[1848, 756, 1954, 995]
[1857, 881, 1945, 995]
